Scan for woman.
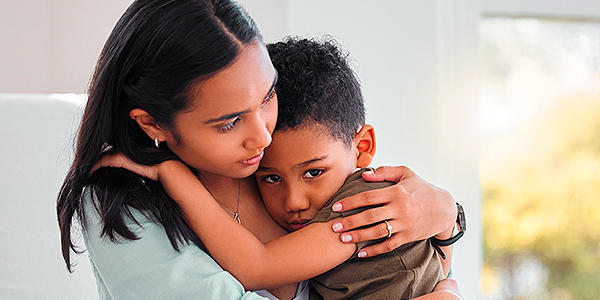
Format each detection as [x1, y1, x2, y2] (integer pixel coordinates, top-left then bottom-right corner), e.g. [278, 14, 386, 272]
[58, 0, 461, 299]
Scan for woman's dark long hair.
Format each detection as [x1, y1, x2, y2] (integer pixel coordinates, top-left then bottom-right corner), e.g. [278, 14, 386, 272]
[57, 0, 261, 272]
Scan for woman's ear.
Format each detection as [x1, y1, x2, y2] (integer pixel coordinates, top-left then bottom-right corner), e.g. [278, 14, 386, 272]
[354, 124, 376, 168]
[129, 108, 169, 144]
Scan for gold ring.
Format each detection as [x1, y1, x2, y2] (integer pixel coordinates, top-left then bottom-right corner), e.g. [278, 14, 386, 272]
[384, 220, 392, 239]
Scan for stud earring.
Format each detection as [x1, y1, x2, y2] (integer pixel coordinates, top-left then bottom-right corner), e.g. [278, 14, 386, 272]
[155, 137, 160, 148]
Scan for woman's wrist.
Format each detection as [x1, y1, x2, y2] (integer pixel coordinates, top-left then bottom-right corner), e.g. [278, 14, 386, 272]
[433, 202, 466, 243]
[433, 189, 458, 240]
[434, 222, 455, 240]
[435, 207, 456, 239]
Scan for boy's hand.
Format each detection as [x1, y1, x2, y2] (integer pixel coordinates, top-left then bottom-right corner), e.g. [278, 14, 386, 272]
[90, 152, 160, 181]
[331, 166, 457, 257]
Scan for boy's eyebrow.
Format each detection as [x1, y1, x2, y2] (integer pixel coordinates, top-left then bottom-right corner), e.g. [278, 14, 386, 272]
[256, 166, 276, 173]
[256, 155, 328, 173]
[296, 155, 328, 168]
[205, 71, 278, 124]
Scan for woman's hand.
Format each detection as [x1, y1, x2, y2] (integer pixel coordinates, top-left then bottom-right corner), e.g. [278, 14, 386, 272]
[90, 152, 160, 181]
[331, 166, 457, 257]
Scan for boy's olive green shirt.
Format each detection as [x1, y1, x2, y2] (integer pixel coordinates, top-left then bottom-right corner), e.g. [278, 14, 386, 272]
[308, 169, 444, 300]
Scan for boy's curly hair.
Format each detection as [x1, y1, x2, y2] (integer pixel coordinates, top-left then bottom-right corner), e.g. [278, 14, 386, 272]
[267, 36, 365, 147]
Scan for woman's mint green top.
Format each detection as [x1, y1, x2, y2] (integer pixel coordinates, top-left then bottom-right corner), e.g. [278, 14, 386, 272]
[81, 188, 267, 300]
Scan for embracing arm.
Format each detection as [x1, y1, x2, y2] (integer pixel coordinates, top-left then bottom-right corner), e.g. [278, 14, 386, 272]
[330, 166, 458, 275]
[92, 154, 355, 289]
[92, 155, 460, 296]
[156, 161, 355, 290]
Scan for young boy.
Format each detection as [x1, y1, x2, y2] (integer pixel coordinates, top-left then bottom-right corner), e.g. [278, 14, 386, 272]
[254, 37, 446, 299]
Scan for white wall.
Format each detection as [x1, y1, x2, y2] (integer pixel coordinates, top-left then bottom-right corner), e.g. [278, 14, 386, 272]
[0, 0, 132, 93]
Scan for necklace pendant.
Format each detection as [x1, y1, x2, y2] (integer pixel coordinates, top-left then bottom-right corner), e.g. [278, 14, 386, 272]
[233, 212, 241, 224]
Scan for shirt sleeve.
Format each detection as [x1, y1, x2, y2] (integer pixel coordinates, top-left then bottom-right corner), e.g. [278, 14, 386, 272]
[82, 190, 266, 300]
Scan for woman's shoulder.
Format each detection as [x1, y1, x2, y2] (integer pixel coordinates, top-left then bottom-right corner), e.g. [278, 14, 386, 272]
[82, 191, 267, 300]
[84, 167, 159, 238]
[86, 167, 154, 201]
[81, 181, 152, 230]
[84, 167, 205, 251]
[81, 170, 268, 300]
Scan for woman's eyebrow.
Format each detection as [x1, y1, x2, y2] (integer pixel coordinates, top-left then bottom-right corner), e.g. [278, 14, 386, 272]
[205, 111, 248, 124]
[205, 71, 278, 124]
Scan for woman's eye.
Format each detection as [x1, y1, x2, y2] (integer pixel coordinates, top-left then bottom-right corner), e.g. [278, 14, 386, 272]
[262, 89, 276, 105]
[263, 174, 281, 183]
[304, 169, 323, 179]
[220, 117, 241, 132]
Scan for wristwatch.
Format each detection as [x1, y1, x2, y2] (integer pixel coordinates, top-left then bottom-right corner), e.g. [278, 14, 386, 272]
[431, 202, 466, 259]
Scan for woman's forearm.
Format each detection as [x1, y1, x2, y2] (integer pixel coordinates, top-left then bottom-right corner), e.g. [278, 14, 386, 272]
[413, 279, 463, 300]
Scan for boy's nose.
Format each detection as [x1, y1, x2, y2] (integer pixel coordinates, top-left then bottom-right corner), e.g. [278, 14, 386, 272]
[284, 192, 310, 213]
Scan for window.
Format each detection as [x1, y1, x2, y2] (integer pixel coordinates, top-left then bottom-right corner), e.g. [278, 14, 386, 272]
[479, 16, 600, 299]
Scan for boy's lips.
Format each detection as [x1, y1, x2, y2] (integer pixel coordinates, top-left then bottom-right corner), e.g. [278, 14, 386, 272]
[240, 151, 264, 165]
[289, 219, 310, 231]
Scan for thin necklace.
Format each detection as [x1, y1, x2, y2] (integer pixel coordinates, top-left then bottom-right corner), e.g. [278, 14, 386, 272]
[221, 179, 241, 224]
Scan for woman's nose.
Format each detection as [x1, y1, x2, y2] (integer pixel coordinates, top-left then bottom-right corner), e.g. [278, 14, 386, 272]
[244, 113, 272, 150]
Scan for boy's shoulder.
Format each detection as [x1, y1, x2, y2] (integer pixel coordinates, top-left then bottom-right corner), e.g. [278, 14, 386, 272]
[309, 168, 394, 223]
[333, 167, 395, 207]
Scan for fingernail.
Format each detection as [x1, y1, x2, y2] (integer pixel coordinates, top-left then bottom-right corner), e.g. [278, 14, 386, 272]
[363, 170, 374, 175]
[332, 203, 343, 212]
[332, 222, 343, 232]
[358, 251, 367, 258]
[341, 234, 352, 243]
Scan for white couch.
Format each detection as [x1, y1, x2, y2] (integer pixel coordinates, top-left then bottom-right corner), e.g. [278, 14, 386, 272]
[0, 94, 99, 300]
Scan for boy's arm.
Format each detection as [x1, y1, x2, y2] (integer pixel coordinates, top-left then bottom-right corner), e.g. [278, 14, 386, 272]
[158, 160, 356, 290]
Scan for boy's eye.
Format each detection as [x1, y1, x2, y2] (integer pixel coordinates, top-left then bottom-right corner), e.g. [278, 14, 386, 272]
[303, 169, 323, 179]
[263, 174, 281, 183]
[220, 117, 241, 132]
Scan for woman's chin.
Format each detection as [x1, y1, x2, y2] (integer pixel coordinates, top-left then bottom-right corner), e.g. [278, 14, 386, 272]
[238, 164, 260, 178]
[198, 164, 260, 179]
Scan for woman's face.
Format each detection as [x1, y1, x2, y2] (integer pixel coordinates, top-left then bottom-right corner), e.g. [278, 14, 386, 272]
[164, 42, 278, 179]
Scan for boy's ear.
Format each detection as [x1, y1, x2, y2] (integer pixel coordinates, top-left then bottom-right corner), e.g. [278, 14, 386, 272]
[354, 124, 376, 168]
[129, 108, 169, 144]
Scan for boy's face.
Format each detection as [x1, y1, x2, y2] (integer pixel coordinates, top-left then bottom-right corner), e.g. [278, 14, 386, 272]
[255, 124, 358, 231]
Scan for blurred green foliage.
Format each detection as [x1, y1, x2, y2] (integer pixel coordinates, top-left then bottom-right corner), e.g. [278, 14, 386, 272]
[481, 94, 600, 299]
